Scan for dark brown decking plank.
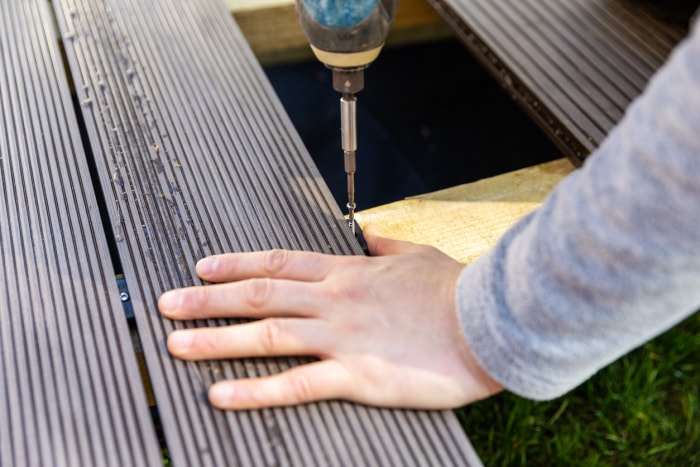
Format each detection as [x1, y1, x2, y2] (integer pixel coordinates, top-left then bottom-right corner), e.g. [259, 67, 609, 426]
[0, 1, 162, 466]
[53, 0, 483, 465]
[427, 0, 691, 163]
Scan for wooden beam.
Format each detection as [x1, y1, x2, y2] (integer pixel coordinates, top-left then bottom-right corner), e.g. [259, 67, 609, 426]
[228, 0, 453, 64]
[356, 158, 575, 264]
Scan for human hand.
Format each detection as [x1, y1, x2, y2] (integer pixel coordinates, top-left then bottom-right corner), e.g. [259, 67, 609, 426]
[158, 226, 503, 410]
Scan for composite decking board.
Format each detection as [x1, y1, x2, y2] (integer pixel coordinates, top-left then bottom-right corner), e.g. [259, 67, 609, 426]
[428, 0, 689, 163]
[0, 1, 161, 466]
[53, 0, 482, 465]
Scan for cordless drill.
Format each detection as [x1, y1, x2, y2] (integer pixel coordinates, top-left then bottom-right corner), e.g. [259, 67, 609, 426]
[295, 0, 398, 235]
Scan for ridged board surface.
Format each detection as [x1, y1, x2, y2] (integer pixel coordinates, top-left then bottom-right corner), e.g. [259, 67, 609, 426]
[0, 1, 161, 466]
[53, 0, 482, 465]
[428, 0, 690, 163]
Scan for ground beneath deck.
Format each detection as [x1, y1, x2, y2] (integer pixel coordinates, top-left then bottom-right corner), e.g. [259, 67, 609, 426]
[265, 39, 560, 210]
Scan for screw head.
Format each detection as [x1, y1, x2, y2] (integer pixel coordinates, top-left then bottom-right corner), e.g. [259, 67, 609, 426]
[120, 292, 129, 302]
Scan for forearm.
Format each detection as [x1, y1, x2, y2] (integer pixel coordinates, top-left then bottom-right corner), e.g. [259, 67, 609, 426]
[458, 22, 700, 400]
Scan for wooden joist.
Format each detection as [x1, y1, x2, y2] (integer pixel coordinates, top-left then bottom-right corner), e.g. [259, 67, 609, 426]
[357, 158, 575, 263]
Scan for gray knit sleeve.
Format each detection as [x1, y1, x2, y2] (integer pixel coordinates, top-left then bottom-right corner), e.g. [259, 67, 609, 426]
[456, 22, 700, 400]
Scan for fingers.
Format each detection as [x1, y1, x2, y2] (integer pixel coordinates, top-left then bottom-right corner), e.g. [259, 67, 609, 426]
[167, 318, 330, 360]
[196, 248, 334, 283]
[194, 229, 422, 286]
[159, 278, 320, 320]
[363, 224, 426, 257]
[207, 360, 353, 409]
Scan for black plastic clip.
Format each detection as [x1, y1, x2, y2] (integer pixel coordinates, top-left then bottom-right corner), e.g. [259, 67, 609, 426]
[354, 223, 370, 256]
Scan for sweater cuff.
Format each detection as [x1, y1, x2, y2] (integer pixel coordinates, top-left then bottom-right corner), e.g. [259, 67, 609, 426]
[454, 222, 584, 401]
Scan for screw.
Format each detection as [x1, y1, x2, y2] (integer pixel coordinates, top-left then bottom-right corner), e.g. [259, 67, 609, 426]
[120, 292, 129, 302]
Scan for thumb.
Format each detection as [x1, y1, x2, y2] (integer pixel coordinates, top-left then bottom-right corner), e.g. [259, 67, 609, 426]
[363, 225, 422, 257]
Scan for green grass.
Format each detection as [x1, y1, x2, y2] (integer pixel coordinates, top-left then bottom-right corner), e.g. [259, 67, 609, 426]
[456, 312, 700, 466]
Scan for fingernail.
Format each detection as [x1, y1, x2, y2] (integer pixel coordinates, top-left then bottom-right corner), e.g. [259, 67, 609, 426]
[159, 290, 183, 314]
[168, 330, 194, 352]
[196, 257, 215, 277]
[209, 383, 234, 405]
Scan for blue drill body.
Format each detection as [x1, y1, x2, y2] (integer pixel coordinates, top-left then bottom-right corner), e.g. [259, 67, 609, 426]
[300, 0, 377, 28]
[296, 0, 396, 57]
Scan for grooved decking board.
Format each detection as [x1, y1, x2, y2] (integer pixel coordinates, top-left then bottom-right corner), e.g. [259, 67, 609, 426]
[53, 0, 482, 465]
[0, 1, 161, 466]
[427, 0, 691, 164]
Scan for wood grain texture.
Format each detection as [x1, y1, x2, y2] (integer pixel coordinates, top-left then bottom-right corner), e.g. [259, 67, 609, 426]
[356, 158, 575, 264]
